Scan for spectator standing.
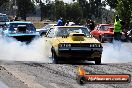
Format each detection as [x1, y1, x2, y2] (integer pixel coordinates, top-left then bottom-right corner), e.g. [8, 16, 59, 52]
[57, 17, 63, 26]
[89, 20, 95, 31]
[114, 15, 122, 41]
[85, 19, 95, 31]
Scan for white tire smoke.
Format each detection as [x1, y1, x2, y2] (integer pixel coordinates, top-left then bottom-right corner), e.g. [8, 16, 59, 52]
[102, 41, 132, 63]
[0, 37, 132, 63]
[0, 37, 52, 63]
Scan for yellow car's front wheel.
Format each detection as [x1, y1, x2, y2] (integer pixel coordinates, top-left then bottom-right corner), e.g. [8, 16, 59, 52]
[52, 50, 59, 64]
[95, 57, 101, 65]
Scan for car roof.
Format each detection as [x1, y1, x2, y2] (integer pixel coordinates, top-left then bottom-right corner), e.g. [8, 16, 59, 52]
[0, 13, 6, 15]
[109, 27, 114, 28]
[55, 26, 85, 28]
[48, 24, 57, 25]
[98, 24, 111, 26]
[6, 21, 32, 24]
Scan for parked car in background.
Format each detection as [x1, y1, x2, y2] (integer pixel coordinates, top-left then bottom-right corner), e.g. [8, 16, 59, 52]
[0, 13, 9, 26]
[2, 21, 39, 43]
[37, 23, 57, 36]
[91, 24, 114, 43]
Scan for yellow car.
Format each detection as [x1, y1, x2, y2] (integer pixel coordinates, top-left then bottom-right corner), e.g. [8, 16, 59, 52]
[45, 26, 103, 64]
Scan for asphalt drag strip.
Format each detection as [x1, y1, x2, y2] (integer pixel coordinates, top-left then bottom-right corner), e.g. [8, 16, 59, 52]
[0, 63, 132, 88]
[0, 81, 9, 88]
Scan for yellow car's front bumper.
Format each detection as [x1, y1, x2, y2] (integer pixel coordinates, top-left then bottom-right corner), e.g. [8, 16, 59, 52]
[57, 47, 102, 59]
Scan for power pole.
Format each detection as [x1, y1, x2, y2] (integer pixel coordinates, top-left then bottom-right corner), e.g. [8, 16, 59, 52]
[12, 0, 18, 16]
[36, 0, 43, 21]
[40, 0, 43, 21]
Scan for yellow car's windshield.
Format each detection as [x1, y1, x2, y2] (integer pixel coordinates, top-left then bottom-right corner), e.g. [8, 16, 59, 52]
[56, 27, 90, 37]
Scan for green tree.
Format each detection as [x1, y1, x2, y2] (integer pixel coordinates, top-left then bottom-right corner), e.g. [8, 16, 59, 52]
[65, 3, 72, 20]
[105, 0, 118, 9]
[0, 0, 9, 7]
[55, 0, 65, 19]
[16, 0, 35, 20]
[0, 0, 9, 14]
[73, 0, 103, 22]
[70, 2, 83, 21]
[116, 0, 132, 30]
[105, 0, 132, 30]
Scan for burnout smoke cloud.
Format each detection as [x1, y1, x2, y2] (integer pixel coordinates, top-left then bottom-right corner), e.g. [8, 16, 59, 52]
[0, 37, 52, 63]
[0, 36, 132, 63]
[102, 41, 132, 63]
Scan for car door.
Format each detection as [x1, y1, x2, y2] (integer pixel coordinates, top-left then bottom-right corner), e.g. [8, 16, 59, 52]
[46, 28, 55, 38]
[45, 28, 55, 46]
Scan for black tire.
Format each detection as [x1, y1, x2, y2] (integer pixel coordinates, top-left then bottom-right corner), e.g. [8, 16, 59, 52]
[95, 57, 101, 65]
[52, 51, 59, 64]
[77, 76, 87, 85]
[108, 38, 113, 43]
[130, 40, 132, 42]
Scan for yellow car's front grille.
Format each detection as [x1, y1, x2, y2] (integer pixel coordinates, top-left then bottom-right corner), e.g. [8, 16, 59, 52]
[71, 43, 101, 48]
[59, 43, 102, 48]
[71, 44, 89, 47]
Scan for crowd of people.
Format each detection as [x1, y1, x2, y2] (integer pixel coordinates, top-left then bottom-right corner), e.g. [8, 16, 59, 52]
[57, 17, 95, 31]
[56, 15, 127, 41]
[8, 15, 25, 22]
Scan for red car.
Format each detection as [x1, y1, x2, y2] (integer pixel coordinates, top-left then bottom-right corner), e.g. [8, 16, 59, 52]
[91, 24, 114, 42]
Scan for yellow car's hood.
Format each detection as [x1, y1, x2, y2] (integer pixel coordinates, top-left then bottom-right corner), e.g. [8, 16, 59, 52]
[55, 37, 100, 43]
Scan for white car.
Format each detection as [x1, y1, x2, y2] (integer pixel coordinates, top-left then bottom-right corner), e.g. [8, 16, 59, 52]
[37, 24, 57, 36]
[0, 13, 9, 26]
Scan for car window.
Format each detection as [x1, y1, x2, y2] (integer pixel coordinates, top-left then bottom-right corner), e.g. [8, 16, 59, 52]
[8, 23, 36, 31]
[100, 25, 110, 31]
[46, 28, 55, 38]
[56, 27, 90, 37]
[43, 25, 52, 29]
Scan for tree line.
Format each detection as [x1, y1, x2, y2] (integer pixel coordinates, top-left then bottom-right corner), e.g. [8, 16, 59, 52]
[0, 0, 132, 29]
